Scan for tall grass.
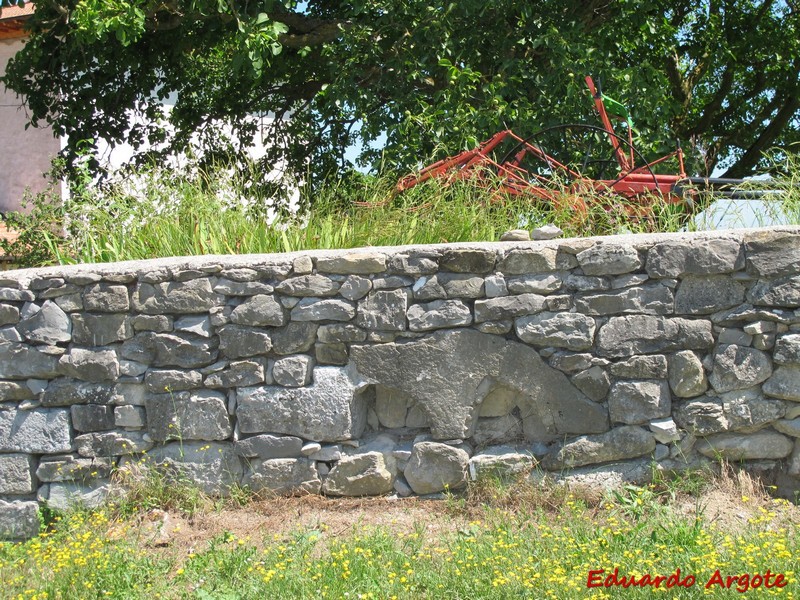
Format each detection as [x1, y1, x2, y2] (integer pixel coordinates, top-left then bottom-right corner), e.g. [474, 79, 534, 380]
[4, 153, 799, 267]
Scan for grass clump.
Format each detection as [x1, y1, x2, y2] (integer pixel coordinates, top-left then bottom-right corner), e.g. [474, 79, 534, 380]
[3, 465, 798, 599]
[6, 150, 799, 267]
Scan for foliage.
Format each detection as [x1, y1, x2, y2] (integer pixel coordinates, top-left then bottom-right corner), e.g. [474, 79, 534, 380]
[3, 0, 799, 193]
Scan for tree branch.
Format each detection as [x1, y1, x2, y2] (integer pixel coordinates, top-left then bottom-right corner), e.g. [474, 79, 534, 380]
[724, 94, 800, 177]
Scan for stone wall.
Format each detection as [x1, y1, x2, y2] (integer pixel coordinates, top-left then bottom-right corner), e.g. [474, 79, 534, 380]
[1, 228, 800, 539]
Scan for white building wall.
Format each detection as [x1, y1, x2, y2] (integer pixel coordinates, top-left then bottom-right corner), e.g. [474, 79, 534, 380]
[0, 37, 61, 214]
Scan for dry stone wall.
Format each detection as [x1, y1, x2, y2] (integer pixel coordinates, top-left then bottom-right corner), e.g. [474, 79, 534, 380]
[2, 227, 800, 539]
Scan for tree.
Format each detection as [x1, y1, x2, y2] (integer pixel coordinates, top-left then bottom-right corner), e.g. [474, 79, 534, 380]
[3, 0, 799, 188]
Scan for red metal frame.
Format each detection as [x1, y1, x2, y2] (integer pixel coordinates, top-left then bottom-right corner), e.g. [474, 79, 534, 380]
[396, 76, 690, 210]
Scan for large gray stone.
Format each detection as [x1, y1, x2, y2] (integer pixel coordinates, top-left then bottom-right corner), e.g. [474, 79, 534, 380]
[717, 389, 786, 432]
[576, 244, 642, 276]
[146, 390, 232, 442]
[646, 238, 743, 278]
[322, 452, 395, 496]
[230, 294, 285, 326]
[744, 231, 800, 277]
[132, 279, 219, 314]
[507, 274, 562, 294]
[571, 366, 610, 402]
[0, 327, 22, 342]
[374, 385, 411, 428]
[404, 442, 469, 494]
[538, 459, 655, 489]
[542, 425, 655, 470]
[479, 385, 520, 417]
[213, 279, 273, 296]
[775, 334, 800, 365]
[763, 366, 800, 401]
[565, 274, 610, 293]
[0, 303, 19, 326]
[471, 414, 523, 446]
[315, 342, 349, 365]
[316, 253, 386, 274]
[145, 441, 243, 496]
[440, 249, 496, 273]
[0, 501, 40, 540]
[355, 290, 407, 331]
[0, 381, 34, 401]
[291, 298, 356, 321]
[474, 293, 545, 323]
[41, 379, 113, 407]
[773, 418, 800, 437]
[0, 454, 36, 494]
[243, 458, 320, 495]
[597, 315, 714, 358]
[578, 286, 677, 318]
[124, 332, 217, 368]
[42, 481, 118, 511]
[235, 434, 304, 459]
[111, 382, 147, 406]
[83, 283, 130, 312]
[145, 369, 203, 392]
[0, 343, 59, 379]
[71, 404, 115, 432]
[17, 300, 72, 344]
[350, 329, 608, 440]
[609, 355, 668, 379]
[218, 325, 271, 359]
[388, 253, 439, 276]
[708, 345, 772, 393]
[695, 431, 793, 460]
[498, 248, 558, 274]
[407, 300, 472, 331]
[131, 314, 172, 333]
[515, 312, 595, 350]
[0, 408, 72, 453]
[72, 313, 132, 345]
[317, 323, 367, 343]
[608, 380, 671, 425]
[668, 350, 708, 398]
[674, 276, 745, 315]
[58, 348, 119, 382]
[469, 446, 535, 481]
[205, 360, 265, 388]
[114, 405, 146, 428]
[273, 355, 314, 387]
[339, 276, 372, 301]
[674, 389, 786, 434]
[0, 288, 34, 302]
[421, 273, 484, 298]
[270, 322, 318, 355]
[747, 274, 800, 307]
[277, 275, 340, 297]
[174, 315, 213, 338]
[673, 399, 727, 435]
[75, 431, 153, 457]
[35, 456, 114, 483]
[648, 418, 680, 444]
[237, 366, 366, 442]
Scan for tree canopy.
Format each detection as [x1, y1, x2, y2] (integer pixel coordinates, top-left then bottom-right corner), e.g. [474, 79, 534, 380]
[4, 0, 799, 186]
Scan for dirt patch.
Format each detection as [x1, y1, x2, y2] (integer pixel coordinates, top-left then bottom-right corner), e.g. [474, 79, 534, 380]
[145, 495, 467, 558]
[109, 468, 800, 561]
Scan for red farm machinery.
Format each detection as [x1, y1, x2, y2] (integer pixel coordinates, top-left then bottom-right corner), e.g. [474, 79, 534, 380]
[396, 76, 753, 220]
